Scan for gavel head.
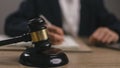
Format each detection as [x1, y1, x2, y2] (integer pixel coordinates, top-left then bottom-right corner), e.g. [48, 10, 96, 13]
[28, 17, 51, 51]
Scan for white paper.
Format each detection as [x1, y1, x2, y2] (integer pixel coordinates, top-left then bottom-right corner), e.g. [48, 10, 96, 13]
[52, 35, 81, 51]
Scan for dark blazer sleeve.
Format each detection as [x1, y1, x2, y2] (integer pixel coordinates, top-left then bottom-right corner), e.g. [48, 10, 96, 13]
[5, 0, 39, 37]
[95, 0, 120, 39]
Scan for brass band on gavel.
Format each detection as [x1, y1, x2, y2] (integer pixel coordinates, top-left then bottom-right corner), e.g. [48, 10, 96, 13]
[30, 29, 48, 42]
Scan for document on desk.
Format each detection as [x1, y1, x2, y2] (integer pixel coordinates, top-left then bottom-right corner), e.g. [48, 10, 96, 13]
[0, 35, 92, 52]
[52, 35, 92, 52]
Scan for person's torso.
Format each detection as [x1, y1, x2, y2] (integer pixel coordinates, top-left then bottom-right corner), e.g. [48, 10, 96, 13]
[34, 0, 103, 36]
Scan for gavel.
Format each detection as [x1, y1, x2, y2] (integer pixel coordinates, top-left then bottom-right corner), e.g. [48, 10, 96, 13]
[0, 17, 69, 67]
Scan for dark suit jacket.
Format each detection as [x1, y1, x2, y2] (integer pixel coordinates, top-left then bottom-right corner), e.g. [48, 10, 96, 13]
[5, 0, 120, 37]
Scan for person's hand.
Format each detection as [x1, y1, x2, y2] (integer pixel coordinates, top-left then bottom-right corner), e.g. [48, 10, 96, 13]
[89, 27, 119, 44]
[46, 24, 64, 45]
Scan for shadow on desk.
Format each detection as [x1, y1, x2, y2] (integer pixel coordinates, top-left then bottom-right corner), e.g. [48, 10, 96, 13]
[79, 37, 120, 51]
[94, 42, 120, 51]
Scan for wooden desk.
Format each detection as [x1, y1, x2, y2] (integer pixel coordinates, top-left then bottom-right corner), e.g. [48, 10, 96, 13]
[0, 46, 120, 68]
[65, 46, 120, 68]
[0, 35, 120, 68]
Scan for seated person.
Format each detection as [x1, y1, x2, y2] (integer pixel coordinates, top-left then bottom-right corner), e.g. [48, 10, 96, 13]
[4, 0, 120, 45]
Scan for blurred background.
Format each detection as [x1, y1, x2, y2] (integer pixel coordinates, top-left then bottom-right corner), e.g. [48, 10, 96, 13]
[0, 0, 120, 34]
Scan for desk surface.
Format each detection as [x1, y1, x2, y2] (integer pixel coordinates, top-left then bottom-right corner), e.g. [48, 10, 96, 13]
[0, 35, 120, 68]
[0, 46, 120, 68]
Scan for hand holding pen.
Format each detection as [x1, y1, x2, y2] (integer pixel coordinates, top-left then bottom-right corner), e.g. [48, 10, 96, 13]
[40, 15, 64, 45]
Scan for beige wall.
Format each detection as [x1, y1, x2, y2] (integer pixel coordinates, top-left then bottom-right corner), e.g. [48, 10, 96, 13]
[0, 0, 120, 34]
[105, 0, 120, 20]
[0, 0, 22, 34]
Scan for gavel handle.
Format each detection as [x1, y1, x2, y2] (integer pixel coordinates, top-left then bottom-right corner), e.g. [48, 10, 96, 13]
[0, 33, 31, 46]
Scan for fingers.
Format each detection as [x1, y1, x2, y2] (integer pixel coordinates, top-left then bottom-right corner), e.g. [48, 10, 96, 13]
[48, 32, 64, 45]
[47, 24, 64, 45]
[47, 25, 64, 36]
[40, 15, 64, 45]
[89, 27, 119, 44]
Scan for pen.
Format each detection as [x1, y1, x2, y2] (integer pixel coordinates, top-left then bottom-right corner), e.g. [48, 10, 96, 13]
[40, 15, 52, 27]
